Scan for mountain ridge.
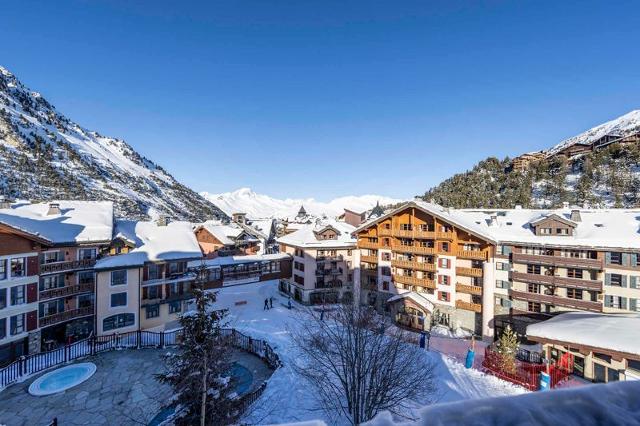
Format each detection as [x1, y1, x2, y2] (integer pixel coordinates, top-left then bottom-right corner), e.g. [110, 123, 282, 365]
[0, 65, 226, 221]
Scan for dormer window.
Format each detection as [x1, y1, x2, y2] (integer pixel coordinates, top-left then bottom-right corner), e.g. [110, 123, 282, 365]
[540, 228, 552, 235]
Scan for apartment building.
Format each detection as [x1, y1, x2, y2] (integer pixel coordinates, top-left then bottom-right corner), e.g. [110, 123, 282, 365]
[188, 253, 292, 289]
[0, 201, 114, 364]
[355, 201, 640, 340]
[194, 220, 262, 258]
[94, 219, 203, 335]
[278, 220, 357, 304]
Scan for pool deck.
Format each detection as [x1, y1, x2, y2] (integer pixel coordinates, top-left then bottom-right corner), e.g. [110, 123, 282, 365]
[0, 348, 273, 426]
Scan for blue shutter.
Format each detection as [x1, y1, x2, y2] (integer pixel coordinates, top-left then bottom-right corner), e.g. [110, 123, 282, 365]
[622, 275, 628, 288]
[630, 299, 638, 312]
[631, 254, 639, 268]
[604, 296, 611, 308]
[605, 252, 612, 264]
[621, 297, 628, 310]
[631, 276, 638, 289]
[605, 274, 611, 286]
[623, 253, 630, 267]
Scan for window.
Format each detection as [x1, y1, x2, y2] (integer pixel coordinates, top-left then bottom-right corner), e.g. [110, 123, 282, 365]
[567, 268, 583, 279]
[111, 270, 127, 286]
[169, 301, 182, 314]
[438, 258, 450, 269]
[144, 285, 161, 300]
[110, 292, 127, 307]
[496, 280, 511, 289]
[382, 281, 389, 291]
[527, 264, 541, 275]
[608, 274, 623, 287]
[42, 251, 62, 264]
[628, 359, 640, 373]
[103, 313, 135, 331]
[0, 318, 5, 339]
[10, 286, 25, 305]
[527, 283, 540, 293]
[400, 223, 412, 231]
[438, 275, 450, 285]
[168, 262, 183, 275]
[146, 304, 160, 319]
[540, 228, 552, 235]
[294, 261, 304, 272]
[294, 274, 304, 285]
[40, 274, 64, 291]
[0, 288, 5, 309]
[78, 294, 93, 308]
[167, 283, 184, 298]
[78, 271, 94, 285]
[438, 291, 450, 302]
[147, 264, 161, 280]
[10, 258, 25, 277]
[567, 288, 583, 300]
[381, 252, 391, 261]
[496, 262, 509, 271]
[10, 314, 24, 335]
[527, 302, 541, 313]
[605, 295, 627, 310]
[40, 299, 63, 318]
[381, 266, 391, 276]
[78, 248, 97, 260]
[441, 242, 450, 252]
[0, 259, 6, 280]
[557, 228, 569, 235]
[608, 252, 622, 265]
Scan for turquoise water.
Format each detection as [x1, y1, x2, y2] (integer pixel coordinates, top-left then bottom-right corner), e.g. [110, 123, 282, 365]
[149, 362, 254, 426]
[30, 363, 96, 395]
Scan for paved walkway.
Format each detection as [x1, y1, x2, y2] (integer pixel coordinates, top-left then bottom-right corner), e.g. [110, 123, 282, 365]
[0, 348, 273, 426]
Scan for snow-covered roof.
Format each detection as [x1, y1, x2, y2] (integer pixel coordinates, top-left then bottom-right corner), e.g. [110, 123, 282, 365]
[246, 218, 275, 239]
[526, 311, 640, 357]
[187, 253, 291, 269]
[277, 219, 357, 249]
[0, 200, 114, 245]
[195, 220, 249, 245]
[387, 291, 435, 313]
[356, 200, 640, 250]
[95, 220, 202, 269]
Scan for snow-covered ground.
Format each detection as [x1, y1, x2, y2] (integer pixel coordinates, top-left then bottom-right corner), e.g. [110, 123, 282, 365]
[201, 187, 404, 219]
[211, 280, 525, 425]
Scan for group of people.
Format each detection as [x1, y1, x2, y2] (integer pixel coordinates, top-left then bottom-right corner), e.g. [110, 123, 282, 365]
[263, 295, 294, 310]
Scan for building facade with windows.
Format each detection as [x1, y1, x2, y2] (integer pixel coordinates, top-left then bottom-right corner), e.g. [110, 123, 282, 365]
[277, 220, 357, 304]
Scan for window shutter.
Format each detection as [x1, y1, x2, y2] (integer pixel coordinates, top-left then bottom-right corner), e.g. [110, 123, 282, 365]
[630, 299, 638, 312]
[26, 311, 37, 331]
[632, 254, 638, 267]
[605, 252, 612, 264]
[623, 253, 630, 267]
[631, 276, 638, 289]
[26, 283, 37, 303]
[504, 246, 512, 255]
[621, 297, 628, 310]
[604, 296, 611, 307]
[605, 274, 611, 286]
[622, 275, 628, 288]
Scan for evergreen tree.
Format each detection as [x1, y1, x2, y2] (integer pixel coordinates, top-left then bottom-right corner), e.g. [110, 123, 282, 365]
[496, 325, 519, 374]
[156, 272, 239, 426]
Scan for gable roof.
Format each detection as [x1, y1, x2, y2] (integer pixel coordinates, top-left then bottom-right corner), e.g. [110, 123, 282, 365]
[529, 213, 577, 228]
[278, 219, 356, 249]
[387, 291, 435, 313]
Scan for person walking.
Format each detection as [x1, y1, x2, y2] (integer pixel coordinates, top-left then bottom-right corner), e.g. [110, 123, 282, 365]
[269, 297, 274, 309]
[264, 298, 269, 310]
[287, 297, 292, 310]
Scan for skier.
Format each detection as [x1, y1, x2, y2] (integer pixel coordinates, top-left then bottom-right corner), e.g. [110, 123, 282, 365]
[264, 298, 269, 310]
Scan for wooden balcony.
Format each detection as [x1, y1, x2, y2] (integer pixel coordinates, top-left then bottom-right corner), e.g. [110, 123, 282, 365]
[391, 259, 435, 272]
[509, 289, 603, 312]
[393, 274, 436, 289]
[455, 299, 482, 313]
[40, 258, 96, 274]
[456, 249, 488, 261]
[39, 282, 94, 300]
[512, 253, 603, 270]
[511, 271, 602, 291]
[391, 228, 437, 239]
[359, 241, 379, 250]
[378, 227, 393, 236]
[39, 305, 94, 327]
[361, 255, 378, 264]
[456, 267, 483, 278]
[436, 231, 455, 240]
[391, 242, 436, 255]
[456, 283, 483, 296]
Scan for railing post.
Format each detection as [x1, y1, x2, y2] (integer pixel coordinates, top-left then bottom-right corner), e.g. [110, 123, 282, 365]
[137, 330, 141, 349]
[160, 331, 165, 348]
[19, 355, 26, 377]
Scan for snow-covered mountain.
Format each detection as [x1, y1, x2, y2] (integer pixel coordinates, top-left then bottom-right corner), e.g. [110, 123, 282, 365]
[201, 187, 404, 219]
[547, 110, 640, 155]
[0, 66, 226, 221]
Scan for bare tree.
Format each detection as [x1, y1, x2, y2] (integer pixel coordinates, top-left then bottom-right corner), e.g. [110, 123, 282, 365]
[291, 303, 436, 425]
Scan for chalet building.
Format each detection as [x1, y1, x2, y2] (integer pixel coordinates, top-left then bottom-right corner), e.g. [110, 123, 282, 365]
[341, 209, 367, 227]
[0, 220, 48, 366]
[355, 201, 640, 341]
[511, 151, 546, 171]
[94, 219, 203, 335]
[0, 201, 114, 356]
[354, 201, 496, 337]
[277, 220, 357, 304]
[194, 220, 262, 258]
[527, 312, 640, 383]
[188, 253, 292, 289]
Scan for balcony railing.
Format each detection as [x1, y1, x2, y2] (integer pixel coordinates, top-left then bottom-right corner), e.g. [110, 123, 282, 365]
[455, 299, 482, 313]
[361, 255, 378, 264]
[317, 254, 344, 262]
[391, 259, 436, 272]
[316, 268, 342, 276]
[40, 258, 96, 274]
[512, 253, 603, 270]
[359, 241, 379, 250]
[436, 231, 455, 240]
[509, 289, 602, 312]
[39, 305, 94, 327]
[391, 228, 436, 239]
[391, 242, 436, 255]
[456, 249, 488, 261]
[393, 274, 436, 289]
[378, 227, 393, 236]
[456, 283, 483, 296]
[39, 282, 94, 300]
[511, 271, 602, 291]
[456, 267, 483, 278]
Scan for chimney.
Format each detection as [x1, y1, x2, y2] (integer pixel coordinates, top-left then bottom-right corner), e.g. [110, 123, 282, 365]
[232, 212, 247, 225]
[0, 196, 11, 209]
[156, 216, 169, 226]
[570, 209, 582, 222]
[562, 201, 570, 209]
[489, 214, 498, 227]
[47, 202, 61, 215]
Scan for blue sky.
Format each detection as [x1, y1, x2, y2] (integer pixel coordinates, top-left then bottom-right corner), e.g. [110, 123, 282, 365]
[2, 1, 640, 200]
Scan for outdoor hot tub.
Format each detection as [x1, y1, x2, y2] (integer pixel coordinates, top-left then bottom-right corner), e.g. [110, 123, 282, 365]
[28, 362, 97, 396]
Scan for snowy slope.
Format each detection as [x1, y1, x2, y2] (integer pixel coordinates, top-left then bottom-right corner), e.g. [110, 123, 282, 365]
[547, 110, 640, 155]
[201, 187, 404, 219]
[0, 65, 226, 221]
